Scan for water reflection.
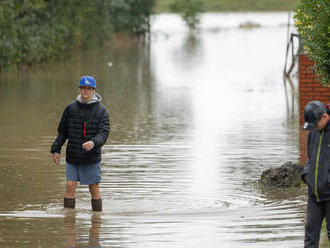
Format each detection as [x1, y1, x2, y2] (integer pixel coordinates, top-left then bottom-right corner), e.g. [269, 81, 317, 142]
[64, 212, 77, 247]
[64, 212, 101, 248]
[174, 31, 203, 70]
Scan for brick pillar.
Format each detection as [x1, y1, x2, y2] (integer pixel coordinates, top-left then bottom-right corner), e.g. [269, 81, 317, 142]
[299, 54, 330, 165]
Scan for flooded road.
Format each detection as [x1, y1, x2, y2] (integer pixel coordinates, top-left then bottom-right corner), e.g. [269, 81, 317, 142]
[0, 12, 325, 247]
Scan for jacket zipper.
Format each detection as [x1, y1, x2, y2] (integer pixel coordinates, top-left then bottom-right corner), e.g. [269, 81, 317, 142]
[315, 130, 324, 202]
[84, 122, 86, 137]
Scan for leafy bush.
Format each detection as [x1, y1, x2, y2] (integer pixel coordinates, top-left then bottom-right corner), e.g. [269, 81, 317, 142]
[110, 0, 155, 34]
[295, 0, 330, 86]
[0, 0, 155, 71]
[169, 0, 205, 29]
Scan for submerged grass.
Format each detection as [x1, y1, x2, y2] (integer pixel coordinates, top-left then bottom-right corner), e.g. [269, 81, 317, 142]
[154, 0, 298, 13]
[244, 179, 305, 189]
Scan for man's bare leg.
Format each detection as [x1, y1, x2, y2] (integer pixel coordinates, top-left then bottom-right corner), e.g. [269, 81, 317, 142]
[64, 181, 77, 209]
[89, 183, 102, 211]
[89, 183, 101, 199]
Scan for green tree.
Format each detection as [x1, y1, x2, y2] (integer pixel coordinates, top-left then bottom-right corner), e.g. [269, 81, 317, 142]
[295, 0, 330, 86]
[109, 0, 155, 35]
[169, 0, 205, 29]
[0, 0, 155, 71]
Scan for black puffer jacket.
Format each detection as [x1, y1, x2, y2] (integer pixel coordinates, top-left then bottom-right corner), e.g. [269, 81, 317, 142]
[302, 122, 330, 202]
[51, 93, 110, 165]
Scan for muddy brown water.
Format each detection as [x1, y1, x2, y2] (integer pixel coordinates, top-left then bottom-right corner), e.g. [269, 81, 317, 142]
[0, 12, 328, 247]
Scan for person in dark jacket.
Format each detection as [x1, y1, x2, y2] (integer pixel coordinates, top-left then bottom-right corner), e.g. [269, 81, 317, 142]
[51, 76, 110, 211]
[302, 100, 330, 247]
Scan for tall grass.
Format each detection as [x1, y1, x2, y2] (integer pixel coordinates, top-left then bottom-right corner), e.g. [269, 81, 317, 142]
[154, 0, 298, 13]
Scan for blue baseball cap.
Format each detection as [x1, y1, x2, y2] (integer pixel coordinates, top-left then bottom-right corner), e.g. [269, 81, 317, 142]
[79, 76, 96, 88]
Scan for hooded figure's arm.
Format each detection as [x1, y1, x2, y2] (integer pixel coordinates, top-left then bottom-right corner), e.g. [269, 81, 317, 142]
[301, 132, 312, 183]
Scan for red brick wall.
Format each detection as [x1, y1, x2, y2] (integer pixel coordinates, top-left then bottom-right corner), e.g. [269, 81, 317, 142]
[299, 54, 330, 165]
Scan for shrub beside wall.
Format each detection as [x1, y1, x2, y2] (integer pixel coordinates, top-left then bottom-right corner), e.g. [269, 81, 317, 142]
[295, 0, 330, 86]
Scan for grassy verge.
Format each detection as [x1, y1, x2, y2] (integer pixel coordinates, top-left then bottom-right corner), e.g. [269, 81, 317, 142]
[154, 0, 298, 13]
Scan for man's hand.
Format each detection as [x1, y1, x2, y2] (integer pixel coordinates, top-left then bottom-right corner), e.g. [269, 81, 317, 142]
[53, 153, 60, 165]
[82, 141, 95, 151]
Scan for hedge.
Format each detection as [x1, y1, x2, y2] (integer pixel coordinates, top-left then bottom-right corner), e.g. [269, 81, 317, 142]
[0, 0, 155, 71]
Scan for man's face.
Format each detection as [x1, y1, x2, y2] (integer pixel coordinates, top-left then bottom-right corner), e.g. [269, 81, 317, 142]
[316, 114, 329, 130]
[79, 86, 95, 100]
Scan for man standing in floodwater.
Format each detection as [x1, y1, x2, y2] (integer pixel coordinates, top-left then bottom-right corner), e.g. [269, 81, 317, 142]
[302, 100, 330, 247]
[51, 76, 110, 212]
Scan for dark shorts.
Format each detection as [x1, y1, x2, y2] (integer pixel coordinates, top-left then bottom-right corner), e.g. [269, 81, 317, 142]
[66, 162, 101, 185]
